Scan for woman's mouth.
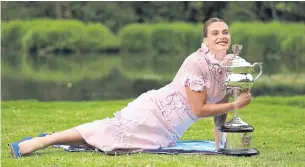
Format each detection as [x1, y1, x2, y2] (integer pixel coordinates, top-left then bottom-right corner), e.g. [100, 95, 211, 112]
[216, 41, 228, 44]
[216, 41, 228, 45]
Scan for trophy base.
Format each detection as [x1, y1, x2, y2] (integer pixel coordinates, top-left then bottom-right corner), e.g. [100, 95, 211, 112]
[216, 148, 259, 157]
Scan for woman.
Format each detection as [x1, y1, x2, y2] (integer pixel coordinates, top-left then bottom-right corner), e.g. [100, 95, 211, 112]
[10, 17, 252, 158]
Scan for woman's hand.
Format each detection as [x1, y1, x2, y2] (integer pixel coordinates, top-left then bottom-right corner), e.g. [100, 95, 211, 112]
[232, 90, 252, 110]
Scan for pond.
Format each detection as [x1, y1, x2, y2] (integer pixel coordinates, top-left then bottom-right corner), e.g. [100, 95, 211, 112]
[2, 51, 303, 101]
[1, 51, 179, 101]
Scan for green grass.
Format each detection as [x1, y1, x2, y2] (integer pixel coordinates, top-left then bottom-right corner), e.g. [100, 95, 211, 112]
[2, 96, 305, 167]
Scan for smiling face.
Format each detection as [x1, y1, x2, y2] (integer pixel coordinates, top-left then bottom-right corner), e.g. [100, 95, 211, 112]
[204, 21, 231, 53]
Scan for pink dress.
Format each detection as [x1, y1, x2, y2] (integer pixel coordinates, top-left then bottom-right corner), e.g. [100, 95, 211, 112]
[75, 44, 233, 153]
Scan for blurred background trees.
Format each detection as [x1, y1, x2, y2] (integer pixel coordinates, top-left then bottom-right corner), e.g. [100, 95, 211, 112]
[1, 1, 305, 101]
[2, 1, 304, 32]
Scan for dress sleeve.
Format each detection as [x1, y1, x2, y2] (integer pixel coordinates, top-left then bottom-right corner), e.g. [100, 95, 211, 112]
[184, 59, 210, 92]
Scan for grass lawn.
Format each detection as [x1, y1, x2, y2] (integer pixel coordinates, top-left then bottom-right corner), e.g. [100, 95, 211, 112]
[2, 96, 305, 167]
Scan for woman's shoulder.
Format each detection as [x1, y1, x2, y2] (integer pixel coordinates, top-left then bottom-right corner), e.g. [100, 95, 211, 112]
[185, 50, 209, 67]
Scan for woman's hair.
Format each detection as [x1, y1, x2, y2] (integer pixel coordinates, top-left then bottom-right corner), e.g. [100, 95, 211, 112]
[203, 17, 226, 38]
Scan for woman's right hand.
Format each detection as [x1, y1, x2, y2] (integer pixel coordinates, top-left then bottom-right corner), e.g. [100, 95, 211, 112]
[232, 90, 252, 110]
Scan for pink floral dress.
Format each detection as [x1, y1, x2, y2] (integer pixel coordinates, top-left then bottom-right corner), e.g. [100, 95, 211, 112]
[75, 44, 234, 153]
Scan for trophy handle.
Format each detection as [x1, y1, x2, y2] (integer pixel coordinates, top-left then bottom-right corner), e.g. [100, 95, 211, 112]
[253, 62, 263, 81]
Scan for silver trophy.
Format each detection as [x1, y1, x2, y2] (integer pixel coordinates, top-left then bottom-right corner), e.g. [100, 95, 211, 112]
[211, 44, 262, 156]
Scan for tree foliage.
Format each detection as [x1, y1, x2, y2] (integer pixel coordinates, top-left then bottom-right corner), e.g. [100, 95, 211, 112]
[2, 1, 304, 32]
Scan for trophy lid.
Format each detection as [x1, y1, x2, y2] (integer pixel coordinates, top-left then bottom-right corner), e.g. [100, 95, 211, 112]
[228, 56, 252, 67]
[219, 117, 254, 133]
[224, 44, 252, 67]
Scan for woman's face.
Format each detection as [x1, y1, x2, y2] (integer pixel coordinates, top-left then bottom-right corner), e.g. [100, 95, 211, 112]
[204, 22, 231, 52]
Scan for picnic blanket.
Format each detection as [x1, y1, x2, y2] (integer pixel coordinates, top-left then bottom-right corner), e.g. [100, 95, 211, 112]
[51, 140, 257, 156]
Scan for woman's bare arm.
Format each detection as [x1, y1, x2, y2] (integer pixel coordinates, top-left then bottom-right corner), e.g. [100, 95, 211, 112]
[185, 87, 234, 118]
[185, 87, 251, 118]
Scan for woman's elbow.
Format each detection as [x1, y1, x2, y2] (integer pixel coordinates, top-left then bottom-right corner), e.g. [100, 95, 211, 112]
[192, 106, 211, 118]
[197, 110, 212, 118]
[193, 104, 228, 118]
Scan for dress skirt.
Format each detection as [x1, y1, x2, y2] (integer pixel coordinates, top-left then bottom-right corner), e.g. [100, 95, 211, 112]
[74, 85, 199, 153]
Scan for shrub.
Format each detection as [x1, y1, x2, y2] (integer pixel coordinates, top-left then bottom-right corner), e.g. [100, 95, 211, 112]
[1, 20, 31, 50]
[2, 19, 120, 54]
[119, 23, 153, 53]
[22, 20, 86, 53]
[2, 20, 305, 74]
[230, 21, 305, 74]
[150, 22, 200, 54]
[78, 23, 120, 52]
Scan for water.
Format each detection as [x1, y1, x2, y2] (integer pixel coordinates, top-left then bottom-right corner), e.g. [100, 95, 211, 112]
[1, 52, 177, 101]
[2, 75, 154, 101]
[2, 51, 303, 101]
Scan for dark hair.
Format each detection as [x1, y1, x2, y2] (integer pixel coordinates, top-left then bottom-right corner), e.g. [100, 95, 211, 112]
[203, 17, 226, 38]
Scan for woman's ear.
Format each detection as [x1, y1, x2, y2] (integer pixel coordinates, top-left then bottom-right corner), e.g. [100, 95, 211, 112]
[203, 38, 208, 46]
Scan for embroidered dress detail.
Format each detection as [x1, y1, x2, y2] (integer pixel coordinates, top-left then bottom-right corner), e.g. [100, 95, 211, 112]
[185, 75, 208, 91]
[97, 116, 146, 152]
[157, 133, 178, 147]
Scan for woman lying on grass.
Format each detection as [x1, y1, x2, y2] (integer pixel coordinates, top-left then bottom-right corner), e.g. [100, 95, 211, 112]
[10, 17, 252, 158]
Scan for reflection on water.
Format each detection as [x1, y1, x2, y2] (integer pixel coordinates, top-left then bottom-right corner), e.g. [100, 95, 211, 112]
[1, 51, 173, 101]
[1, 73, 168, 101]
[2, 51, 304, 101]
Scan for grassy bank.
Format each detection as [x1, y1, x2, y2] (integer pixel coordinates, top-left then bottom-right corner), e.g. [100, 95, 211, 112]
[2, 96, 305, 166]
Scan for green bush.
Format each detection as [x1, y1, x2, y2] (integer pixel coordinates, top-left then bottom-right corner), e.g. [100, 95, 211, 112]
[150, 22, 201, 54]
[119, 22, 202, 54]
[2, 20, 305, 74]
[2, 19, 120, 54]
[78, 23, 120, 52]
[23, 20, 86, 53]
[280, 34, 305, 73]
[230, 21, 305, 74]
[119, 23, 153, 53]
[1, 20, 31, 50]
[184, 24, 203, 53]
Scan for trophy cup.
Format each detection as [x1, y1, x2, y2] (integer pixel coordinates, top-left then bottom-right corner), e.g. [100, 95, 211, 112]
[211, 44, 263, 156]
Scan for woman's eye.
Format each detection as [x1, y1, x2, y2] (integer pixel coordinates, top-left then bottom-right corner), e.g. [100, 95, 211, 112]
[212, 32, 218, 36]
[223, 31, 229, 35]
